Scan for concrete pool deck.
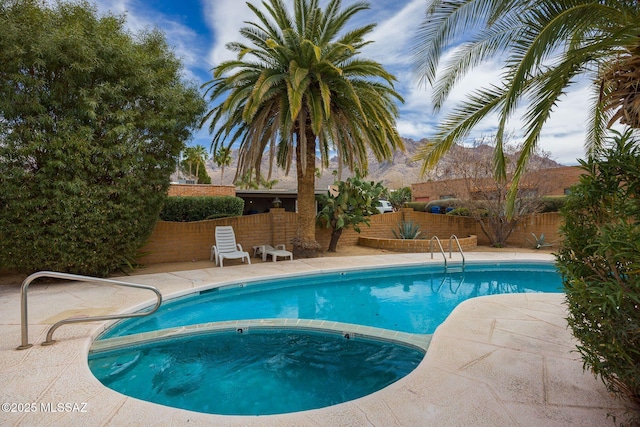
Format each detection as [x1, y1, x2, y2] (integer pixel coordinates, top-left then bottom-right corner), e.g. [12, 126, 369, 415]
[1, 252, 637, 426]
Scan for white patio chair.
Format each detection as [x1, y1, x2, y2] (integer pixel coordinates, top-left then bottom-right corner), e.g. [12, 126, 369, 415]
[211, 226, 251, 267]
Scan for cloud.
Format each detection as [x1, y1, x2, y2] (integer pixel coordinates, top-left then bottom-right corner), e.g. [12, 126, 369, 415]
[203, 0, 267, 67]
[361, 0, 425, 65]
[93, 0, 207, 82]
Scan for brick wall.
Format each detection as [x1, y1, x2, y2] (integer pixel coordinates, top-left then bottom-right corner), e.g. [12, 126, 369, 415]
[359, 235, 477, 252]
[138, 208, 297, 264]
[412, 165, 583, 201]
[138, 209, 563, 264]
[510, 212, 563, 247]
[168, 184, 236, 197]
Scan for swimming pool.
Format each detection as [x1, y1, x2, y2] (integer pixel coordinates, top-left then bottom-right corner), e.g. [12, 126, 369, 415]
[99, 262, 562, 338]
[89, 261, 562, 416]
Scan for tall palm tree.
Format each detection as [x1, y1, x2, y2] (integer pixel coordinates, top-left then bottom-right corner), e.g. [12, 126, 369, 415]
[412, 0, 640, 212]
[193, 145, 209, 182]
[202, 0, 403, 257]
[213, 146, 232, 185]
[182, 145, 209, 183]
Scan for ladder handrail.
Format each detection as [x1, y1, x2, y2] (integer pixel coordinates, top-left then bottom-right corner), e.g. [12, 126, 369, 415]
[449, 235, 466, 268]
[17, 271, 162, 350]
[429, 236, 447, 269]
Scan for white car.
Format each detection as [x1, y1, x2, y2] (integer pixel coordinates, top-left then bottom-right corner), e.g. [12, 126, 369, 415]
[376, 200, 393, 214]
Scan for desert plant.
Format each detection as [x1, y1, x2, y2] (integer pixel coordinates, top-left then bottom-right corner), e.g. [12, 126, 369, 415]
[556, 129, 640, 407]
[527, 233, 553, 250]
[392, 220, 424, 240]
[317, 172, 385, 252]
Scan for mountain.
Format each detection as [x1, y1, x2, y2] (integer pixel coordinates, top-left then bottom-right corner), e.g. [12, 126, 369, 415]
[203, 138, 563, 189]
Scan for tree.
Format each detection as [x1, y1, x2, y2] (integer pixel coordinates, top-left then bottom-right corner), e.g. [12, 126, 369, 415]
[556, 129, 640, 408]
[412, 0, 640, 213]
[234, 169, 260, 190]
[213, 146, 232, 185]
[388, 187, 412, 211]
[202, 0, 403, 257]
[182, 145, 210, 184]
[0, 0, 206, 275]
[317, 172, 385, 252]
[441, 141, 551, 247]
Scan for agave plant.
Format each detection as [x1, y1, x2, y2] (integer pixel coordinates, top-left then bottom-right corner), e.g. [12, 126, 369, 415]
[527, 233, 553, 249]
[392, 220, 424, 240]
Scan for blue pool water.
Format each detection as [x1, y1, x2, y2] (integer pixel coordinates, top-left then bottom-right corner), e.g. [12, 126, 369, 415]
[89, 329, 424, 415]
[100, 262, 562, 339]
[90, 262, 563, 416]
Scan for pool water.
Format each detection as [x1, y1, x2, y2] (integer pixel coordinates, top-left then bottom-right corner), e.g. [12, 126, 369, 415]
[89, 330, 424, 416]
[90, 262, 563, 416]
[100, 262, 562, 338]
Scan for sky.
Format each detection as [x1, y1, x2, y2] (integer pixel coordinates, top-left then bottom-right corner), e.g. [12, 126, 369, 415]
[91, 0, 593, 166]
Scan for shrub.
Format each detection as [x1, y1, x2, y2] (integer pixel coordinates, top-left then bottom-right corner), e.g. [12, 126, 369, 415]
[388, 187, 412, 210]
[160, 197, 244, 222]
[404, 202, 428, 212]
[539, 195, 567, 212]
[0, 1, 206, 276]
[556, 129, 640, 406]
[426, 199, 461, 212]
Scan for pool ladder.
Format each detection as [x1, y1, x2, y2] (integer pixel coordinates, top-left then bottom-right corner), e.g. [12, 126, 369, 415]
[17, 271, 162, 350]
[429, 235, 466, 273]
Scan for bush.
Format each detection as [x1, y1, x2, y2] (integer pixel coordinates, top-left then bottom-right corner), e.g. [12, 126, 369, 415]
[556, 129, 640, 406]
[160, 197, 244, 222]
[539, 195, 567, 212]
[426, 199, 461, 211]
[404, 202, 428, 212]
[0, 1, 205, 276]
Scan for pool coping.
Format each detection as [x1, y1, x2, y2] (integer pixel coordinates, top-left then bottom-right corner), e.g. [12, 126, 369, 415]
[1, 252, 637, 426]
[89, 318, 433, 354]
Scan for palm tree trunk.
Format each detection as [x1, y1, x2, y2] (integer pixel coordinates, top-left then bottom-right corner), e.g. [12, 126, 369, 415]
[292, 129, 321, 257]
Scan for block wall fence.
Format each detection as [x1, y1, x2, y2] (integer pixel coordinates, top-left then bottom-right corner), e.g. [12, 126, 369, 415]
[138, 209, 562, 265]
[167, 184, 235, 197]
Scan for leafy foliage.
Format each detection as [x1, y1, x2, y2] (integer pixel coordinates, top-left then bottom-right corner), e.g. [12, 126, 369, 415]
[539, 196, 567, 213]
[213, 146, 232, 185]
[317, 173, 385, 252]
[405, 202, 428, 212]
[429, 140, 549, 247]
[181, 145, 211, 184]
[160, 197, 244, 222]
[388, 187, 412, 210]
[556, 129, 640, 407]
[0, 0, 206, 275]
[392, 220, 424, 240]
[413, 0, 640, 214]
[201, 0, 403, 256]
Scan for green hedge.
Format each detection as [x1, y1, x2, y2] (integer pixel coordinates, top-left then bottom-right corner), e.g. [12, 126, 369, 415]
[556, 130, 640, 408]
[0, 1, 206, 276]
[160, 196, 244, 222]
[539, 195, 567, 212]
[404, 202, 427, 212]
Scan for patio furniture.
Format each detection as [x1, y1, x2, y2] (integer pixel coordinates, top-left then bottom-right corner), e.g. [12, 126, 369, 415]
[211, 226, 251, 267]
[253, 244, 293, 262]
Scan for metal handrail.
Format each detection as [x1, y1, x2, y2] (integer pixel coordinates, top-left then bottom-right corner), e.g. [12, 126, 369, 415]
[449, 235, 466, 269]
[429, 236, 447, 269]
[17, 271, 162, 350]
